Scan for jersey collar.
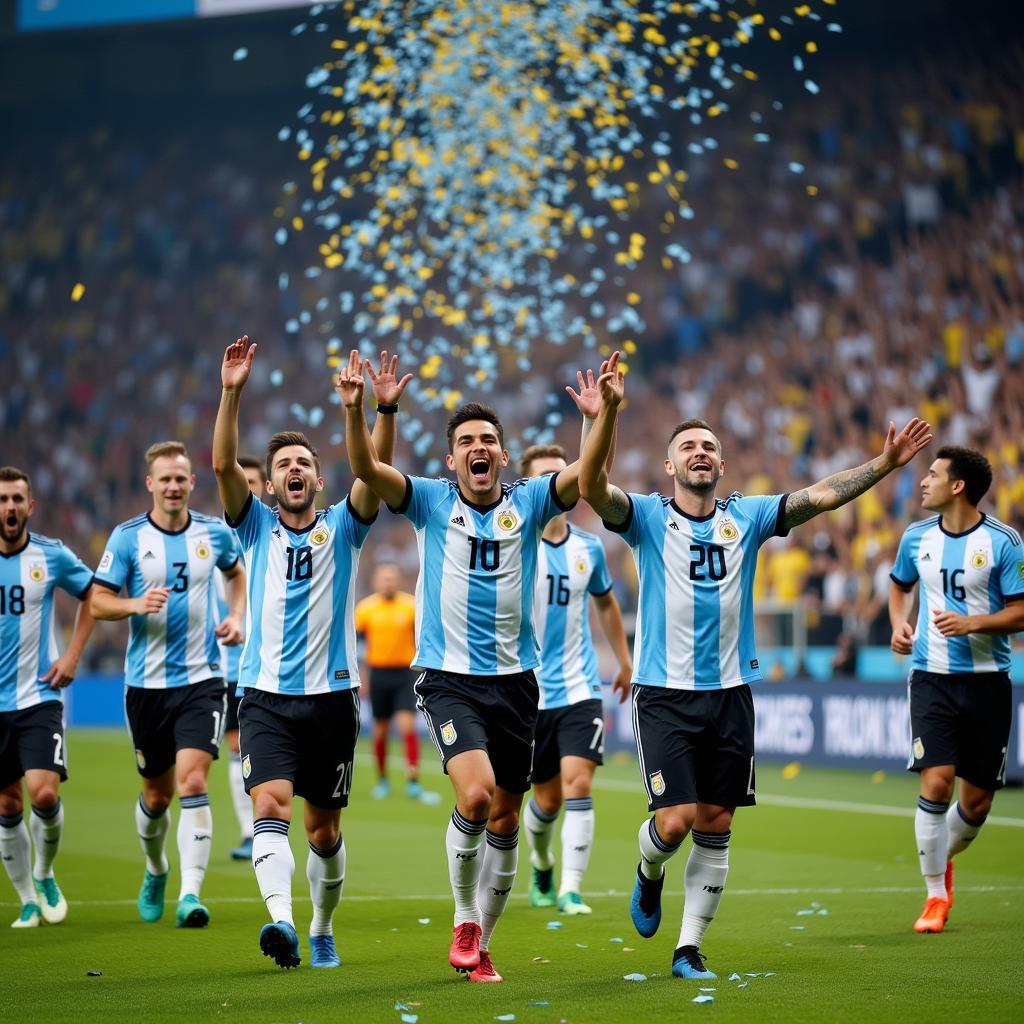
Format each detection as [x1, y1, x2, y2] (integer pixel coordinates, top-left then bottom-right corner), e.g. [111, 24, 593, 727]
[542, 523, 572, 548]
[938, 512, 986, 538]
[670, 499, 716, 523]
[0, 533, 30, 558]
[146, 511, 193, 536]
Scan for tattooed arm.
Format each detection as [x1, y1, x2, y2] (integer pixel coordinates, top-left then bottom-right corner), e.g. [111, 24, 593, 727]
[783, 418, 933, 530]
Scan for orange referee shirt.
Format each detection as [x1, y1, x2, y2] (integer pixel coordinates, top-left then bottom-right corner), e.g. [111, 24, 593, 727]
[354, 591, 417, 669]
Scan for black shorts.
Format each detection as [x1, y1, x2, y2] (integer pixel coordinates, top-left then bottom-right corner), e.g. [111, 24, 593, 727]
[532, 699, 605, 785]
[124, 679, 227, 779]
[415, 669, 539, 794]
[632, 684, 756, 811]
[369, 667, 417, 720]
[0, 701, 68, 788]
[908, 669, 1012, 791]
[237, 687, 360, 809]
[225, 681, 243, 733]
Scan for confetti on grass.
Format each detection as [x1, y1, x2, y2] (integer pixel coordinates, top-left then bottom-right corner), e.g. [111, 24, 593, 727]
[623, 973, 648, 982]
[693, 995, 715, 1004]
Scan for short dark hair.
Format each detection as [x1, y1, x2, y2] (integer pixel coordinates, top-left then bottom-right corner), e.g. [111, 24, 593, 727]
[519, 444, 567, 476]
[238, 454, 268, 484]
[667, 419, 721, 454]
[446, 403, 504, 452]
[936, 446, 992, 506]
[266, 431, 321, 479]
[0, 466, 31, 493]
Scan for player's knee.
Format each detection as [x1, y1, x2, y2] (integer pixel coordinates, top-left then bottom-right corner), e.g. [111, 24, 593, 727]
[921, 777, 954, 804]
[533, 792, 561, 817]
[307, 822, 340, 851]
[488, 807, 520, 835]
[178, 769, 209, 797]
[561, 773, 593, 800]
[0, 789, 24, 817]
[29, 784, 59, 811]
[655, 807, 693, 845]
[143, 791, 172, 815]
[253, 792, 289, 821]
[961, 792, 993, 821]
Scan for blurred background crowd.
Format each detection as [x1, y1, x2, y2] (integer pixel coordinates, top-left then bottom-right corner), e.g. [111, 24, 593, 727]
[2, 1, 1021, 672]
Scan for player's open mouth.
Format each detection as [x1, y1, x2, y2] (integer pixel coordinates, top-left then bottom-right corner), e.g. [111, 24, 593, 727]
[470, 458, 489, 482]
[287, 478, 304, 494]
[691, 461, 711, 471]
[5, 513, 19, 528]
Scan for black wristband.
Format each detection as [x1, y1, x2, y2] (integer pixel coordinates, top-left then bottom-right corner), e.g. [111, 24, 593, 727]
[376, 403, 399, 414]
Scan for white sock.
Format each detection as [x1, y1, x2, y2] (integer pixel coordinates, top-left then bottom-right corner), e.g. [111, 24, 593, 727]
[524, 797, 557, 870]
[307, 836, 345, 936]
[947, 801, 985, 858]
[136, 795, 170, 876]
[0, 812, 37, 905]
[559, 797, 594, 896]
[447, 809, 487, 926]
[177, 793, 212, 899]
[916, 797, 948, 897]
[229, 753, 253, 840]
[638, 818, 681, 880]
[678, 830, 730, 950]
[29, 800, 64, 880]
[478, 829, 518, 949]
[252, 818, 294, 925]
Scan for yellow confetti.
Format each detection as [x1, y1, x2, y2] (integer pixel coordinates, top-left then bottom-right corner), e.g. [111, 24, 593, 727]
[70, 283, 85, 302]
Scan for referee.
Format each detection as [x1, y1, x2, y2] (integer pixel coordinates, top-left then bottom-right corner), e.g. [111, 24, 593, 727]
[356, 563, 439, 803]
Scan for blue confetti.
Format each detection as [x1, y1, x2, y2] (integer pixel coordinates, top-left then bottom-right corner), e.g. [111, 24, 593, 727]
[232, 47, 248, 62]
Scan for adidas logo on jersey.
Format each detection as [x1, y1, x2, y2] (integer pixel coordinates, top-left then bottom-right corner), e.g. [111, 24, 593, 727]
[450, 515, 465, 527]
[921, 553, 932, 561]
[668, 521, 680, 531]
[143, 551, 156, 559]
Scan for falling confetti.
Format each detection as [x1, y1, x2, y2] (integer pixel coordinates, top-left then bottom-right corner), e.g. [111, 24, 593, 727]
[232, 47, 249, 61]
[71, 283, 86, 302]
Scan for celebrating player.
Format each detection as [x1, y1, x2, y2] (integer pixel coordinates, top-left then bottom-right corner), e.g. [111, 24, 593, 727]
[0, 466, 95, 928]
[578, 356, 932, 980]
[355, 563, 439, 805]
[213, 338, 410, 970]
[92, 442, 246, 929]
[889, 446, 1024, 934]
[340, 352, 608, 983]
[220, 455, 268, 862]
[518, 444, 632, 915]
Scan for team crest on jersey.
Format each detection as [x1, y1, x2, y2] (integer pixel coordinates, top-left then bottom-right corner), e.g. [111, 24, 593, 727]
[497, 511, 517, 532]
[971, 550, 987, 570]
[28, 562, 46, 583]
[718, 519, 739, 542]
[912, 737, 924, 761]
[135, 749, 146, 771]
[242, 755, 251, 779]
[440, 719, 458, 746]
[195, 542, 211, 559]
[310, 526, 330, 547]
[649, 770, 666, 796]
[99, 550, 113, 573]
[574, 557, 588, 575]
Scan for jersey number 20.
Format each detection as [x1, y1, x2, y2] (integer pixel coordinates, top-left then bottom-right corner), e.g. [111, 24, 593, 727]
[689, 543, 727, 582]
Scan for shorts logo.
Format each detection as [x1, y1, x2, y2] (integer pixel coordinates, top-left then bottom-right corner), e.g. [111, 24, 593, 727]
[242, 755, 252, 779]
[718, 520, 738, 542]
[310, 527, 330, 547]
[135, 749, 146, 771]
[195, 543, 211, 559]
[649, 770, 666, 796]
[99, 551, 114, 573]
[497, 511, 517, 531]
[29, 562, 45, 583]
[574, 557, 588, 574]
[971, 550, 987, 570]
[440, 719, 458, 746]
[913, 737, 924, 761]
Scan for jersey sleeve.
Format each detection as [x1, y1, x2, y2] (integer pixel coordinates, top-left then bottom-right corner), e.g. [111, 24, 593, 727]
[53, 543, 94, 600]
[389, 475, 451, 529]
[995, 531, 1024, 602]
[587, 539, 614, 596]
[94, 525, 132, 593]
[228, 492, 271, 552]
[604, 492, 655, 548]
[526, 472, 577, 526]
[213, 522, 242, 571]
[335, 498, 377, 549]
[890, 529, 920, 588]
[743, 493, 789, 545]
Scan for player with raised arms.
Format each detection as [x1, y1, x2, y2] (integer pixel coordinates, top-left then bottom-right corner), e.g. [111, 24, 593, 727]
[578, 356, 932, 980]
[889, 446, 1024, 934]
[338, 353, 612, 983]
[0, 466, 96, 928]
[213, 337, 410, 970]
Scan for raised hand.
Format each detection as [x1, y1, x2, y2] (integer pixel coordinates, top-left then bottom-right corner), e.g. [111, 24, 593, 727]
[596, 350, 625, 408]
[365, 350, 414, 407]
[223, 335, 257, 391]
[134, 587, 170, 616]
[335, 349, 366, 408]
[565, 356, 612, 418]
[881, 417, 933, 469]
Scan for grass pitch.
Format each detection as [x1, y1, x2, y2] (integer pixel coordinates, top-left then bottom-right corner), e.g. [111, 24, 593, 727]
[4, 729, 1023, 1023]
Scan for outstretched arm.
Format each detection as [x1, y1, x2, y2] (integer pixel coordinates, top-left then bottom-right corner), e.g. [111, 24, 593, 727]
[213, 336, 257, 521]
[578, 355, 631, 525]
[554, 357, 618, 506]
[337, 350, 409, 510]
[783, 418, 933, 531]
[931, 601, 1024, 638]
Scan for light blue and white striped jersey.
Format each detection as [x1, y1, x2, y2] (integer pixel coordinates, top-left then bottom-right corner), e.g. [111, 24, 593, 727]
[214, 571, 242, 684]
[95, 512, 241, 689]
[230, 493, 374, 696]
[891, 513, 1024, 674]
[0, 534, 94, 712]
[391, 473, 572, 675]
[535, 525, 613, 709]
[606, 491, 788, 690]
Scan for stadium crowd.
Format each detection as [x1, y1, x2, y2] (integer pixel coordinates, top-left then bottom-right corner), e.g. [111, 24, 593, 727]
[2, 26, 1022, 668]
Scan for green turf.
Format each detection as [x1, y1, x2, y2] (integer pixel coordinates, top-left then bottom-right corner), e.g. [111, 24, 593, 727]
[4, 730, 1023, 1023]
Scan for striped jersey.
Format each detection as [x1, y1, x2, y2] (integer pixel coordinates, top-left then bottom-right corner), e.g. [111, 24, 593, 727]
[606, 491, 788, 690]
[214, 571, 242, 684]
[535, 525, 613, 709]
[391, 473, 572, 675]
[95, 512, 241, 689]
[0, 534, 94, 712]
[891, 513, 1024, 674]
[231, 492, 374, 696]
